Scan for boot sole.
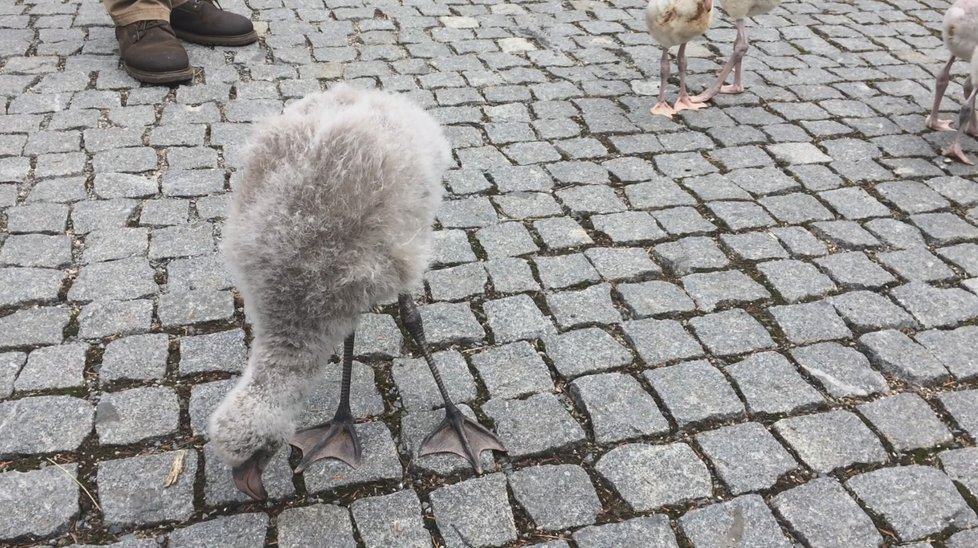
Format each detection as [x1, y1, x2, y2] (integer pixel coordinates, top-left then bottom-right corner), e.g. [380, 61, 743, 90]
[123, 63, 194, 84]
[174, 29, 258, 47]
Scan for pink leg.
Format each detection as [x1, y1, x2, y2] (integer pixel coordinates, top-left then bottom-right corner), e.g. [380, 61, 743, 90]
[963, 77, 978, 137]
[692, 19, 748, 103]
[942, 85, 977, 164]
[674, 43, 708, 112]
[650, 48, 675, 118]
[927, 56, 956, 132]
[723, 48, 744, 94]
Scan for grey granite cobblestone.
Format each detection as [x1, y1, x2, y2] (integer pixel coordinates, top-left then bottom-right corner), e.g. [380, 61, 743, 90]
[858, 393, 952, 452]
[689, 309, 775, 357]
[727, 352, 825, 416]
[0, 395, 93, 456]
[419, 302, 486, 344]
[696, 423, 797, 494]
[847, 466, 978, 542]
[483, 392, 585, 458]
[758, 259, 838, 303]
[680, 495, 791, 548]
[98, 450, 197, 528]
[940, 448, 978, 501]
[430, 474, 517, 548]
[770, 301, 852, 344]
[0, 464, 80, 540]
[939, 390, 978, 438]
[350, 490, 431, 548]
[167, 514, 268, 548]
[890, 283, 978, 328]
[0, 267, 64, 308]
[483, 294, 556, 343]
[472, 341, 552, 400]
[774, 410, 888, 473]
[789, 342, 889, 399]
[830, 290, 919, 331]
[508, 464, 601, 530]
[299, 361, 386, 424]
[915, 326, 978, 380]
[570, 372, 669, 443]
[771, 478, 883, 548]
[572, 516, 678, 548]
[277, 504, 355, 548]
[645, 360, 745, 427]
[543, 327, 632, 378]
[546, 283, 620, 328]
[0, 353, 24, 398]
[69, 257, 158, 302]
[100, 333, 169, 381]
[96, 386, 180, 445]
[859, 329, 950, 385]
[623, 319, 704, 366]
[596, 442, 711, 512]
[653, 237, 729, 274]
[14, 343, 86, 391]
[78, 299, 154, 339]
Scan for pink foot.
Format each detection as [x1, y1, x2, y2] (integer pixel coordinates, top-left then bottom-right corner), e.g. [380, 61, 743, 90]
[720, 83, 744, 94]
[926, 116, 955, 132]
[650, 101, 675, 118]
[674, 96, 709, 113]
[942, 142, 974, 165]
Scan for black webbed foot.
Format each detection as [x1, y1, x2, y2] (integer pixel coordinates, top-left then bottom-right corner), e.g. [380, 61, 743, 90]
[291, 417, 362, 472]
[419, 407, 505, 474]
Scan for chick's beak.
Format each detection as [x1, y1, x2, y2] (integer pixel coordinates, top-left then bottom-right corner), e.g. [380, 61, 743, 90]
[232, 454, 268, 501]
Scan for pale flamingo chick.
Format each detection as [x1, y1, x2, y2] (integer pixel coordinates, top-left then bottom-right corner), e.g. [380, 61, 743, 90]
[646, 0, 715, 117]
[928, 0, 978, 164]
[927, 0, 978, 165]
[691, 0, 782, 102]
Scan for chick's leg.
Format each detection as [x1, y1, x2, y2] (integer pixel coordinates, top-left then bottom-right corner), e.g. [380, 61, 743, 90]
[942, 85, 978, 165]
[651, 48, 676, 118]
[674, 42, 709, 112]
[927, 56, 956, 132]
[693, 18, 749, 102]
[399, 294, 505, 473]
[291, 332, 362, 471]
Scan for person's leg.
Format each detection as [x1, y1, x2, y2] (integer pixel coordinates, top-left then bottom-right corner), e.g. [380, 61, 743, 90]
[103, 0, 172, 26]
[104, 0, 193, 84]
[170, 0, 258, 47]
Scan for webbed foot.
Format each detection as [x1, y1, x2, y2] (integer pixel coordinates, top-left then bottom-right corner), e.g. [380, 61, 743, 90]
[292, 418, 362, 472]
[942, 141, 974, 165]
[420, 407, 506, 474]
[650, 100, 675, 118]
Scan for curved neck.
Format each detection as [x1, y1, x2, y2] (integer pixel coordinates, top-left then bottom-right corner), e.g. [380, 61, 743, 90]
[242, 340, 328, 418]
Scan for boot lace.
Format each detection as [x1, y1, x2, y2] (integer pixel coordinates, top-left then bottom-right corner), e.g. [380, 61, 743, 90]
[134, 20, 168, 41]
[192, 0, 224, 9]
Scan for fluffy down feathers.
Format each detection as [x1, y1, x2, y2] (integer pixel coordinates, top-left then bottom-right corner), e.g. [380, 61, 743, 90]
[209, 84, 451, 468]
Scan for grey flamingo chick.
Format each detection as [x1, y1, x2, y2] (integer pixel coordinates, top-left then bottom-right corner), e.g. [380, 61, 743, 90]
[646, 0, 716, 117]
[691, 0, 782, 102]
[927, 0, 978, 164]
[208, 84, 506, 501]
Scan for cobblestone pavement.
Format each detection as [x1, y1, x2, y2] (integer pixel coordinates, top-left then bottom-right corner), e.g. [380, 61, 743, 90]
[2, 0, 978, 546]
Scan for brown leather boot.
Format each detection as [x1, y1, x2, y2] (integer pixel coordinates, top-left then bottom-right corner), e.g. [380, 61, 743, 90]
[116, 21, 193, 84]
[170, 0, 258, 47]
